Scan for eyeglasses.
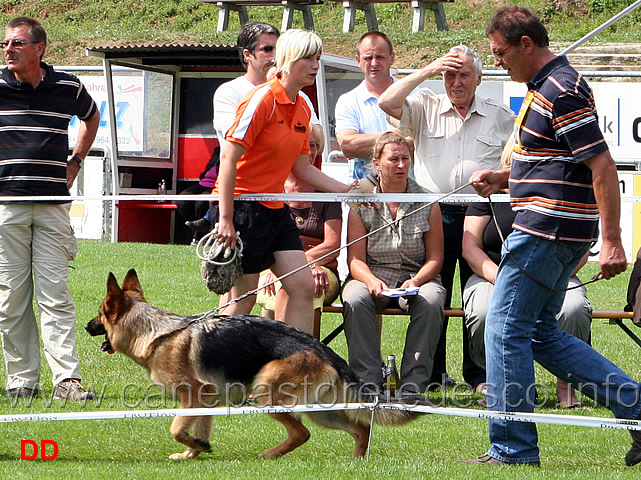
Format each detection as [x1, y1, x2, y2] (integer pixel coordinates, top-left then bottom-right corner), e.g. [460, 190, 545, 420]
[492, 41, 517, 61]
[0, 39, 39, 49]
[253, 45, 275, 53]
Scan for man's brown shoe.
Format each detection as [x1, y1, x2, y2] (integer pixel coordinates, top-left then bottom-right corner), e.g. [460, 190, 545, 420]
[53, 379, 96, 402]
[7, 387, 39, 398]
[462, 454, 540, 467]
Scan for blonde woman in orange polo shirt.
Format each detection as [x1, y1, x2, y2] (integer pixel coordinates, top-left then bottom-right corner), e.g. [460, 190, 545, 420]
[213, 30, 350, 334]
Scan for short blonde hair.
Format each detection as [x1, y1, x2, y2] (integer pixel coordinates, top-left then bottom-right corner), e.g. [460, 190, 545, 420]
[275, 29, 323, 77]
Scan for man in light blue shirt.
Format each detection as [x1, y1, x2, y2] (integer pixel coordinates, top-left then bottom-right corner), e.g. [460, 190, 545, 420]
[335, 32, 408, 181]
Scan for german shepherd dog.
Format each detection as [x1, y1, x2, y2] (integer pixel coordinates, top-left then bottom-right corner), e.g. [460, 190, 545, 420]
[86, 269, 426, 460]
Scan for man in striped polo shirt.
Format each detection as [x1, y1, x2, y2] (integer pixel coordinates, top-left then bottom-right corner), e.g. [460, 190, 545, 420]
[464, 6, 640, 467]
[0, 17, 99, 401]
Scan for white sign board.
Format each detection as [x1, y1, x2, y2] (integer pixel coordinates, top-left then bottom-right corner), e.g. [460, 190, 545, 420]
[502, 81, 641, 163]
[68, 74, 144, 240]
[68, 75, 145, 151]
[69, 155, 105, 240]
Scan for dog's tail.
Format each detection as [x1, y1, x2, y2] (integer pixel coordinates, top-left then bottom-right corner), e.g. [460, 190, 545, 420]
[252, 331, 431, 427]
[347, 382, 431, 426]
[306, 365, 430, 427]
[304, 344, 431, 427]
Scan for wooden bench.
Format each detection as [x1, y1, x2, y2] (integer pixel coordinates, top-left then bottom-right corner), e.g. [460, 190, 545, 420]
[331, 0, 453, 33]
[201, 0, 322, 32]
[320, 304, 640, 347]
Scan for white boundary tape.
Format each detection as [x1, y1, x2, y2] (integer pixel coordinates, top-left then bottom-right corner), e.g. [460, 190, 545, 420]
[2, 402, 640, 431]
[0, 193, 495, 203]
[381, 404, 641, 431]
[5, 192, 641, 203]
[6, 193, 641, 203]
[0, 403, 363, 423]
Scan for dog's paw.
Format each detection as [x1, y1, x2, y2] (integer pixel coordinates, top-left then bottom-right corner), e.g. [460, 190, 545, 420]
[194, 438, 212, 452]
[169, 449, 201, 460]
[257, 448, 284, 459]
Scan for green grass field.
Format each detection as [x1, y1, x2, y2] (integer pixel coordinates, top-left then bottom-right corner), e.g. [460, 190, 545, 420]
[0, 239, 639, 478]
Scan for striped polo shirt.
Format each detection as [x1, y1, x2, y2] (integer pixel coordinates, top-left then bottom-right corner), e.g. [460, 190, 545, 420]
[509, 55, 608, 242]
[0, 62, 97, 200]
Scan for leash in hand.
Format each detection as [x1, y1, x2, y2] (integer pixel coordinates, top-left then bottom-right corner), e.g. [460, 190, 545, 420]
[197, 224, 244, 295]
[487, 197, 601, 292]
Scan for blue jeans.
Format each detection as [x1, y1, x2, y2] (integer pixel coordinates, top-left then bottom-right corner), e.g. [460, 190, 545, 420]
[485, 230, 641, 464]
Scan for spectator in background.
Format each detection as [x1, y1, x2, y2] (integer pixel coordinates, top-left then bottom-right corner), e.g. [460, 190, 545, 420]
[177, 147, 220, 245]
[335, 31, 411, 182]
[624, 246, 641, 326]
[342, 132, 445, 395]
[378, 44, 515, 389]
[214, 21, 280, 158]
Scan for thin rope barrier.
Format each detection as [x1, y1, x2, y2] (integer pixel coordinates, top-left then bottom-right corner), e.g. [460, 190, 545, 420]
[0, 192, 494, 204]
[7, 192, 641, 203]
[1, 402, 639, 432]
[202, 182, 474, 315]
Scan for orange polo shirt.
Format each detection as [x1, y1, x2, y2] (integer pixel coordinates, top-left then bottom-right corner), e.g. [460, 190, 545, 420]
[213, 76, 311, 209]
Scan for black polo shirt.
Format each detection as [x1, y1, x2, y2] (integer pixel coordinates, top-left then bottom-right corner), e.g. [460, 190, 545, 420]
[0, 62, 97, 198]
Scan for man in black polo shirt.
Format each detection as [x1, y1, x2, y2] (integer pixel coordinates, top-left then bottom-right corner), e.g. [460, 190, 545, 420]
[0, 16, 99, 401]
[464, 6, 640, 467]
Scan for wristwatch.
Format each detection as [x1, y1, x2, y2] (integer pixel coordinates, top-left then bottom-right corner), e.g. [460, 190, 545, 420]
[68, 155, 82, 165]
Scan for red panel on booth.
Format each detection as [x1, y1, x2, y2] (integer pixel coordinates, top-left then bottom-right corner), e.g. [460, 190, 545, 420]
[177, 136, 219, 180]
[117, 202, 176, 243]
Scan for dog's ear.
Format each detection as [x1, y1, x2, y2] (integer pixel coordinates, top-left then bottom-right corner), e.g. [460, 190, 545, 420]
[122, 268, 146, 302]
[103, 272, 126, 323]
[107, 272, 122, 297]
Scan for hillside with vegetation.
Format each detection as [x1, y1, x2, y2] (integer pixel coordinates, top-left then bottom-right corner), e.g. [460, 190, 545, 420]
[1, 0, 640, 68]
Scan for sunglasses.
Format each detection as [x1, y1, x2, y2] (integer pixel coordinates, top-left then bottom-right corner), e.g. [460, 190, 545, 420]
[254, 45, 275, 53]
[0, 39, 39, 49]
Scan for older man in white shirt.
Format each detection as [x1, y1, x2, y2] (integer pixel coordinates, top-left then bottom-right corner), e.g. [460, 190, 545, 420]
[379, 45, 514, 193]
